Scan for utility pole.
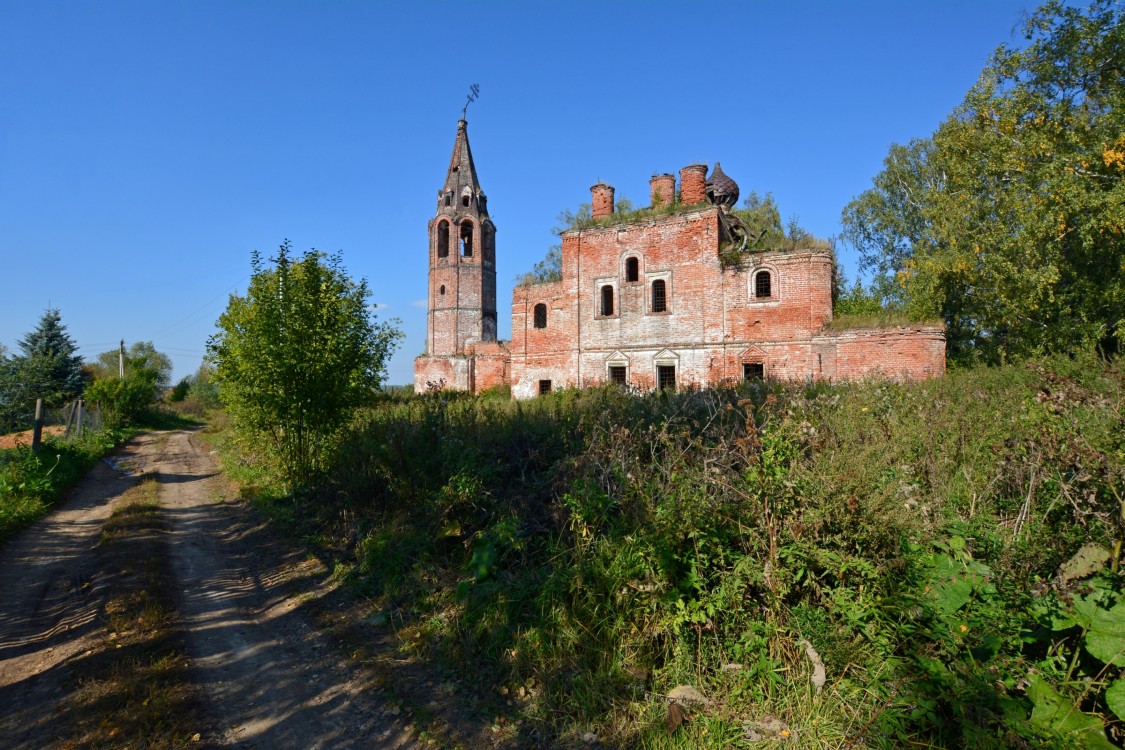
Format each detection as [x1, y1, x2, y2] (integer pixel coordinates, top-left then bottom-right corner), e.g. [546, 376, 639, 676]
[119, 339, 125, 378]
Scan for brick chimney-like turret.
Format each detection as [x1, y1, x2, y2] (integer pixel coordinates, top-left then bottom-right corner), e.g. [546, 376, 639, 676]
[650, 173, 676, 208]
[679, 164, 708, 205]
[591, 183, 615, 219]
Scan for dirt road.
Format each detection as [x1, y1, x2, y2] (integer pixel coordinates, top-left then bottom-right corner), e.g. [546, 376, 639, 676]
[0, 430, 419, 749]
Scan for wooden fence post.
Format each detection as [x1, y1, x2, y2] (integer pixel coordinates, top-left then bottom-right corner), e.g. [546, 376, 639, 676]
[31, 398, 44, 453]
[76, 399, 84, 436]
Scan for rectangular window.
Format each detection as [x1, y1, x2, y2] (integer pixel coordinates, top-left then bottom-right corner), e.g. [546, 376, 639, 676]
[743, 362, 765, 380]
[651, 279, 667, 313]
[657, 365, 676, 391]
[609, 365, 626, 385]
[538, 379, 552, 395]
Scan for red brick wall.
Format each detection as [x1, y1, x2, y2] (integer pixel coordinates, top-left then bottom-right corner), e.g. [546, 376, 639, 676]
[815, 326, 946, 381]
[467, 340, 511, 392]
[414, 355, 470, 392]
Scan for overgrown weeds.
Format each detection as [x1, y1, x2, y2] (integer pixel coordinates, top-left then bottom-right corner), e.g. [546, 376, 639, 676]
[0, 429, 121, 542]
[222, 354, 1124, 747]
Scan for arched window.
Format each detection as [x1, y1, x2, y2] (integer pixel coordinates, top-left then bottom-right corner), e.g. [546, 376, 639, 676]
[600, 285, 614, 316]
[651, 279, 667, 313]
[460, 221, 473, 257]
[533, 303, 547, 329]
[754, 270, 772, 299]
[439, 284, 446, 295]
[437, 221, 450, 258]
[625, 257, 639, 282]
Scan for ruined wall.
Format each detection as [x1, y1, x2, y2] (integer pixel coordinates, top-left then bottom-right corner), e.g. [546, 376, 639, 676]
[814, 326, 947, 381]
[509, 206, 841, 395]
[414, 354, 471, 393]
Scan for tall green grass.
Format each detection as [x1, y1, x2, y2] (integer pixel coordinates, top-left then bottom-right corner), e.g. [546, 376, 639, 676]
[0, 429, 122, 542]
[227, 355, 1124, 747]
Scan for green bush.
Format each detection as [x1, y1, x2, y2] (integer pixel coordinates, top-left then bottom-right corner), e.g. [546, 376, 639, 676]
[85, 372, 158, 428]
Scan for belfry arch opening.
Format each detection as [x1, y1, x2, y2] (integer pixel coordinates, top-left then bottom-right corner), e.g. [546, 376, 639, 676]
[437, 220, 450, 258]
[460, 221, 474, 257]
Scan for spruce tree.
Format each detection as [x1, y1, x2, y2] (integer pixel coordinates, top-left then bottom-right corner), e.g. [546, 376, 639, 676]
[15, 308, 85, 406]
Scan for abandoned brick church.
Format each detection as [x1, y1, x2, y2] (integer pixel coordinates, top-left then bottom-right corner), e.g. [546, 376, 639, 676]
[414, 119, 946, 398]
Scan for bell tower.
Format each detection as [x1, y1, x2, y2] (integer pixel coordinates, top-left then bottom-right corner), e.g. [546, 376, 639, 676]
[426, 118, 497, 357]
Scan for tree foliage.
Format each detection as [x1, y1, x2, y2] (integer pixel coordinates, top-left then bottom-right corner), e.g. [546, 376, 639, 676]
[515, 244, 562, 286]
[14, 308, 85, 407]
[843, 1, 1125, 361]
[85, 370, 159, 428]
[83, 341, 173, 427]
[208, 242, 402, 484]
[92, 341, 173, 393]
[0, 309, 86, 431]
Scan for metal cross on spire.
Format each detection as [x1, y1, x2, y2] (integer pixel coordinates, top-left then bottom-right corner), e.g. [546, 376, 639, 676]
[461, 83, 480, 119]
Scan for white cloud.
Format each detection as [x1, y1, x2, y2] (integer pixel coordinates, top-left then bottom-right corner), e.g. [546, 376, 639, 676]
[409, 299, 428, 309]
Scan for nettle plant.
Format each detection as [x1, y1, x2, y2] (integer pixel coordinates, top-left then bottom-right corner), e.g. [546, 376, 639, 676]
[1027, 545, 1125, 748]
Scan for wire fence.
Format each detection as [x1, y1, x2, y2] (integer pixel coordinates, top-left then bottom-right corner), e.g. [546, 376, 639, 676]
[0, 398, 104, 446]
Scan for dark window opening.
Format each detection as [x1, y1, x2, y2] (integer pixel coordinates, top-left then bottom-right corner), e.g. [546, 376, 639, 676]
[437, 221, 450, 258]
[460, 222, 473, 257]
[743, 362, 764, 380]
[651, 279, 667, 313]
[658, 365, 676, 391]
[533, 303, 547, 329]
[625, 257, 639, 282]
[483, 226, 494, 263]
[444, 193, 451, 207]
[440, 284, 446, 295]
[754, 270, 772, 298]
[600, 285, 614, 316]
[462, 194, 470, 208]
[609, 365, 627, 385]
[539, 379, 552, 395]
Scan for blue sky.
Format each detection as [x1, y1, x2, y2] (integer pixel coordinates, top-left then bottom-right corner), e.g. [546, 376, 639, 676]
[0, 0, 1041, 385]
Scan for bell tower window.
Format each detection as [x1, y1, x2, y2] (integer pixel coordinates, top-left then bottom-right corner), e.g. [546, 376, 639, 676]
[533, 303, 547, 329]
[437, 220, 450, 258]
[460, 221, 473, 257]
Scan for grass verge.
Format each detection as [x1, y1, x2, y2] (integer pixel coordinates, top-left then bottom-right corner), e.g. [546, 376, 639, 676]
[0, 429, 122, 543]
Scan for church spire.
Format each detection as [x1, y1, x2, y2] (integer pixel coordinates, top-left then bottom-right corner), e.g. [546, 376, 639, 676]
[438, 119, 487, 217]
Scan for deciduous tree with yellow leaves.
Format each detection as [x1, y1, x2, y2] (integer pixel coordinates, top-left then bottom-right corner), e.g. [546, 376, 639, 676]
[843, 0, 1124, 362]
